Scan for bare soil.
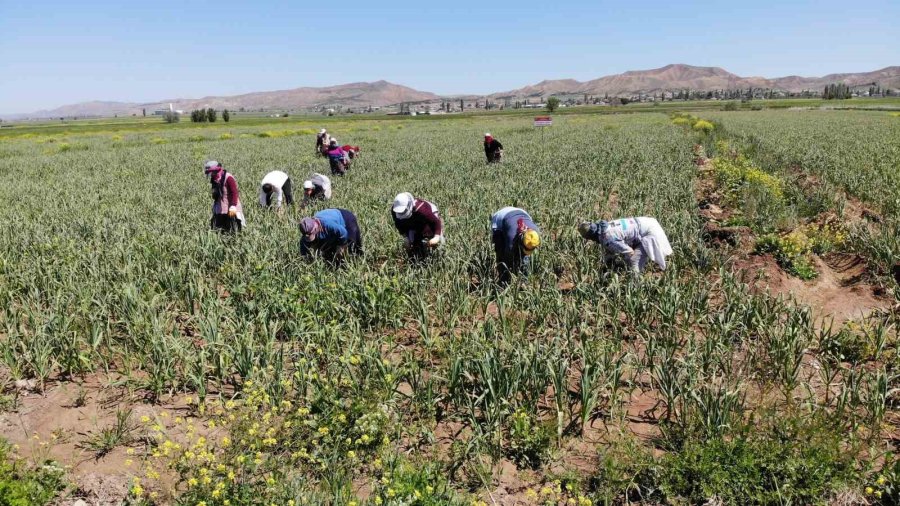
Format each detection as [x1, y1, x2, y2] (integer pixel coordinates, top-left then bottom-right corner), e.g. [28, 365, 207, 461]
[0, 376, 191, 505]
[734, 253, 891, 326]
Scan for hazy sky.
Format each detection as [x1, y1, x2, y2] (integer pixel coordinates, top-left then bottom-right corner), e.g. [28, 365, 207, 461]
[1, 0, 897, 113]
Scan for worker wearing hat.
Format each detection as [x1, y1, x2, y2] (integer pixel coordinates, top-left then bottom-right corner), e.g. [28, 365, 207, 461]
[299, 208, 362, 263]
[391, 192, 444, 259]
[491, 206, 540, 283]
[301, 173, 332, 206]
[315, 129, 330, 156]
[578, 217, 673, 275]
[203, 160, 245, 233]
[484, 133, 504, 164]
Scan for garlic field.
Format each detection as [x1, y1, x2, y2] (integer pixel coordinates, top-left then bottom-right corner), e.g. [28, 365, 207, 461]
[0, 110, 897, 505]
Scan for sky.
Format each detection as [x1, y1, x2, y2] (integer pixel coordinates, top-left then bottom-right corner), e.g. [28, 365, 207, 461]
[1, 0, 898, 114]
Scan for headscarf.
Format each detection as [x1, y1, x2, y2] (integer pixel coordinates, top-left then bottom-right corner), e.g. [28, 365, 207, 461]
[392, 192, 415, 220]
[299, 217, 321, 241]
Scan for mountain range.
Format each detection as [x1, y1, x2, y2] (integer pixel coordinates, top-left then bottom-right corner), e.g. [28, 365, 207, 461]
[491, 64, 900, 99]
[7, 64, 899, 119]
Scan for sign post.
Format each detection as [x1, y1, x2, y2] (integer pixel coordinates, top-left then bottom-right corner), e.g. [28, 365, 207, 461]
[533, 116, 552, 142]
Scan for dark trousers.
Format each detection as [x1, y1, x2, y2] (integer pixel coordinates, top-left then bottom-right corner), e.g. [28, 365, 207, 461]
[211, 214, 241, 234]
[341, 210, 363, 255]
[265, 178, 294, 207]
[406, 227, 437, 260]
[282, 178, 294, 206]
[330, 158, 347, 176]
[493, 231, 528, 284]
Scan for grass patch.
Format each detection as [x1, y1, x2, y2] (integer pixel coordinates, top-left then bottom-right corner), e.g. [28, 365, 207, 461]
[0, 438, 67, 506]
[77, 409, 137, 458]
[652, 416, 860, 505]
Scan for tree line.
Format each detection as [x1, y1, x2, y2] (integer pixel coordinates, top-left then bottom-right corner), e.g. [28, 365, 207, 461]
[190, 109, 231, 122]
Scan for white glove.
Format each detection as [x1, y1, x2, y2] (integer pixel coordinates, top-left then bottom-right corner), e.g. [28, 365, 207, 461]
[228, 206, 237, 218]
[427, 235, 442, 247]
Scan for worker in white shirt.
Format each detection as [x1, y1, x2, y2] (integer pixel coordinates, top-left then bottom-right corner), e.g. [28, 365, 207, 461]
[259, 170, 294, 214]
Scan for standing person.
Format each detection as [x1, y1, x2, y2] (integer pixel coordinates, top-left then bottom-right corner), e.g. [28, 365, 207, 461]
[302, 173, 332, 205]
[326, 139, 349, 176]
[258, 170, 294, 214]
[315, 129, 330, 156]
[577, 217, 673, 275]
[391, 192, 444, 259]
[491, 206, 540, 283]
[299, 208, 362, 264]
[484, 133, 503, 164]
[204, 160, 245, 233]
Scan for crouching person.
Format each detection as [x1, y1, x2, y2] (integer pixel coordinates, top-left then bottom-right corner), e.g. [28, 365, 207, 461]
[391, 192, 444, 260]
[302, 173, 332, 206]
[578, 217, 673, 276]
[491, 206, 540, 284]
[299, 208, 362, 264]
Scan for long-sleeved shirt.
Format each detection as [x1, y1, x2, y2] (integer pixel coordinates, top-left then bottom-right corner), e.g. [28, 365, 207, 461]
[393, 199, 443, 242]
[327, 146, 347, 161]
[309, 173, 332, 199]
[258, 170, 289, 207]
[597, 218, 643, 255]
[211, 172, 240, 213]
[491, 207, 538, 257]
[586, 217, 672, 272]
[484, 139, 503, 160]
[301, 208, 348, 255]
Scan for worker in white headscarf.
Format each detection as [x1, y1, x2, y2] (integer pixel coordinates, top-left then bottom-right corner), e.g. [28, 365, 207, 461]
[578, 217, 673, 275]
[391, 192, 444, 259]
[302, 173, 332, 205]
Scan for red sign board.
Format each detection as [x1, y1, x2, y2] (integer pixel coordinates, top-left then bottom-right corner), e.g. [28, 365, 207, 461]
[533, 116, 553, 127]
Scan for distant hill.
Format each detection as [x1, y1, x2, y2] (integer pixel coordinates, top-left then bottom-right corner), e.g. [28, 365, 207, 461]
[18, 81, 439, 119]
[7, 65, 899, 119]
[492, 64, 900, 98]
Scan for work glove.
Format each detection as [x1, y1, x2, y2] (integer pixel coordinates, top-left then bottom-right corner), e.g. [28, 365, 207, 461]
[427, 236, 442, 247]
[228, 206, 237, 218]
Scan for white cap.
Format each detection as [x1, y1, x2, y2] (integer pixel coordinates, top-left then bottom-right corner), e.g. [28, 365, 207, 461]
[319, 129, 326, 134]
[484, 133, 491, 137]
[204, 160, 219, 169]
[303, 180, 313, 189]
[392, 192, 414, 219]
[330, 137, 338, 143]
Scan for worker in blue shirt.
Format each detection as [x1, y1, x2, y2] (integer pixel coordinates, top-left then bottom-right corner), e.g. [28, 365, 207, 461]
[299, 208, 362, 263]
[490, 206, 541, 283]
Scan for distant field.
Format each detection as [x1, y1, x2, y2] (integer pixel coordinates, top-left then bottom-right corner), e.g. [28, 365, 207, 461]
[0, 109, 898, 505]
[2, 96, 899, 138]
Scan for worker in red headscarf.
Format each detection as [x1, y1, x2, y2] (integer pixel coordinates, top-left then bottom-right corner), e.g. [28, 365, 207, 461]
[203, 160, 245, 233]
[483, 133, 503, 163]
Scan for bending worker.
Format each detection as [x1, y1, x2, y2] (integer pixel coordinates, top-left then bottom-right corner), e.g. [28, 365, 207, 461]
[299, 208, 362, 263]
[258, 170, 294, 213]
[491, 206, 540, 283]
[204, 160, 245, 233]
[391, 192, 444, 258]
[578, 217, 673, 275]
[302, 173, 332, 204]
[315, 129, 330, 156]
[484, 133, 503, 163]
[327, 139, 349, 176]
